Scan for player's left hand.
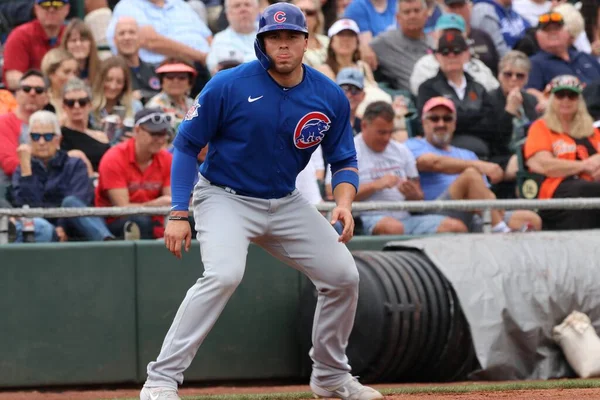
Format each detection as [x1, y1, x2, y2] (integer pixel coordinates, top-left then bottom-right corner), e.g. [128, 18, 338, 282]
[330, 206, 354, 244]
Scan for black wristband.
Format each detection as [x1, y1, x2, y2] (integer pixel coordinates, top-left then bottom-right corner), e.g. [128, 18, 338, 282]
[168, 215, 189, 221]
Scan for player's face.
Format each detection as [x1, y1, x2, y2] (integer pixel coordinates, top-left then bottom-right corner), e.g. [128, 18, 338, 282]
[263, 30, 308, 74]
[361, 116, 394, 153]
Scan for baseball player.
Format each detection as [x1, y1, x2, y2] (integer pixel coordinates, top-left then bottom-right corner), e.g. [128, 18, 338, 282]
[139, 3, 383, 400]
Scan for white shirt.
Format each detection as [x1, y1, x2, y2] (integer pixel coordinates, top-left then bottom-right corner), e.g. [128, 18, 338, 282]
[448, 76, 467, 100]
[328, 134, 419, 220]
[296, 146, 324, 205]
[206, 26, 258, 74]
[512, 0, 552, 27]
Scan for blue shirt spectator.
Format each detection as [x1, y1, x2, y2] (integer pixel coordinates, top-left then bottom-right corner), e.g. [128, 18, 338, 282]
[343, 0, 397, 38]
[106, 0, 212, 65]
[526, 48, 600, 91]
[406, 137, 485, 200]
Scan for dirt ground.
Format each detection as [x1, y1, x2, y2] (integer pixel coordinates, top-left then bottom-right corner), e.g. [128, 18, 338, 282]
[1, 384, 600, 400]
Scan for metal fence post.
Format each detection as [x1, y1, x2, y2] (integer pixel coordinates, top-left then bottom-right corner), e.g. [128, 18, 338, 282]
[482, 208, 492, 233]
[0, 216, 9, 244]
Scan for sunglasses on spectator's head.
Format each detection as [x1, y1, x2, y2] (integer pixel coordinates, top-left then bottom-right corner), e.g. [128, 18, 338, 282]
[502, 71, 526, 80]
[340, 84, 362, 95]
[538, 12, 563, 25]
[63, 97, 90, 107]
[426, 114, 455, 123]
[135, 112, 173, 126]
[437, 47, 465, 56]
[554, 90, 579, 100]
[38, 0, 66, 9]
[20, 85, 46, 94]
[301, 8, 317, 16]
[30, 133, 57, 142]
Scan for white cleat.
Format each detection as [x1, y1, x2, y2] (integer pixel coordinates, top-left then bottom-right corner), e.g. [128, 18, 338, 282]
[140, 386, 181, 400]
[311, 377, 384, 400]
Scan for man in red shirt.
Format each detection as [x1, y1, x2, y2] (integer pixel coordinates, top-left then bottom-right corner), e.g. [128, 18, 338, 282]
[0, 70, 49, 185]
[2, 0, 69, 90]
[95, 108, 173, 239]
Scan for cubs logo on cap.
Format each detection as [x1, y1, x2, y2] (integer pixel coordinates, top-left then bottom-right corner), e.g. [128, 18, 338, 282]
[294, 112, 331, 149]
[274, 11, 286, 23]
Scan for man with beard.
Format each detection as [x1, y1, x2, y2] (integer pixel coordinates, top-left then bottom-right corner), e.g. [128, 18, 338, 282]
[406, 96, 542, 232]
[140, 3, 383, 400]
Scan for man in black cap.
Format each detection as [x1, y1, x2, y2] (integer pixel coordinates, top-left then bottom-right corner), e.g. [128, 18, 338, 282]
[417, 30, 496, 159]
[443, 0, 499, 75]
[95, 108, 174, 240]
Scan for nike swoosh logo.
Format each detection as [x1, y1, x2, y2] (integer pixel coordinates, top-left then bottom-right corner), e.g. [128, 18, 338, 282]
[149, 393, 160, 400]
[337, 387, 350, 398]
[248, 95, 264, 103]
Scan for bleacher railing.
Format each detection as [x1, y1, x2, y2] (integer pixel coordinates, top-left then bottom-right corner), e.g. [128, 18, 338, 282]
[2, 198, 600, 243]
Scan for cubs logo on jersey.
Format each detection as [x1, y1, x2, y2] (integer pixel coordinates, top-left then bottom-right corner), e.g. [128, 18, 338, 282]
[294, 112, 330, 149]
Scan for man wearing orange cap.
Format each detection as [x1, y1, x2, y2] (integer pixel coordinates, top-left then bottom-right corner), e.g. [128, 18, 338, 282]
[406, 96, 542, 232]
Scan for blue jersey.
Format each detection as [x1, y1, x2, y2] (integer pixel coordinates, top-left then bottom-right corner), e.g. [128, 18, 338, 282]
[176, 60, 356, 199]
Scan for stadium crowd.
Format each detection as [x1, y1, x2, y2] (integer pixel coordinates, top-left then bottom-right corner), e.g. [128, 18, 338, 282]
[1, 0, 600, 242]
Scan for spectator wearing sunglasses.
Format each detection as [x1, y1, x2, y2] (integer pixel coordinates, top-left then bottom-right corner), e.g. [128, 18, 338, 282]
[524, 75, 600, 230]
[486, 50, 539, 197]
[11, 110, 115, 242]
[2, 0, 69, 90]
[95, 108, 173, 239]
[293, 0, 330, 68]
[410, 14, 499, 96]
[60, 78, 110, 173]
[337, 67, 366, 135]
[417, 30, 496, 159]
[407, 96, 542, 232]
[526, 12, 600, 100]
[145, 58, 197, 130]
[0, 70, 49, 185]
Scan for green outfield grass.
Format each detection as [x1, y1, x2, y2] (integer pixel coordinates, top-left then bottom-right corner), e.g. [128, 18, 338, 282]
[111, 378, 600, 400]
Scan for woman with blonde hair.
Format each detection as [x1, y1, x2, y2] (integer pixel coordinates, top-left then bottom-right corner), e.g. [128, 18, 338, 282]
[60, 18, 101, 84]
[40, 48, 79, 120]
[90, 55, 143, 131]
[293, 0, 330, 67]
[524, 75, 600, 230]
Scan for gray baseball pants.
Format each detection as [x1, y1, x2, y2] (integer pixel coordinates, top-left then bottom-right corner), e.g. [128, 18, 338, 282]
[144, 174, 359, 389]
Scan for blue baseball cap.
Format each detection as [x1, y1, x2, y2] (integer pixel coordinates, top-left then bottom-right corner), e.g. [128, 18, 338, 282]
[435, 14, 466, 32]
[336, 67, 364, 90]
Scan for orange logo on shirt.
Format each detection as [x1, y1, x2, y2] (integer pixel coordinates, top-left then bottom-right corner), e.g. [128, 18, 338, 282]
[552, 139, 577, 156]
[468, 91, 478, 101]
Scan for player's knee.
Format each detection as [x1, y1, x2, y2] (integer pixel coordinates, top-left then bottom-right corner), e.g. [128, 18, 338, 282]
[211, 267, 245, 292]
[332, 256, 360, 290]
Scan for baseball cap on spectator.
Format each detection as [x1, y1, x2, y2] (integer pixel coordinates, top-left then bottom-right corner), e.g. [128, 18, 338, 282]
[336, 67, 364, 90]
[328, 19, 360, 37]
[435, 14, 466, 33]
[134, 108, 173, 133]
[444, 0, 466, 5]
[215, 47, 245, 70]
[436, 30, 468, 54]
[155, 62, 198, 76]
[422, 96, 456, 114]
[548, 74, 584, 94]
[537, 12, 564, 30]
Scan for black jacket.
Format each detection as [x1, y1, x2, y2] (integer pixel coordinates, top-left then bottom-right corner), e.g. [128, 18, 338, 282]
[487, 87, 539, 163]
[417, 71, 496, 143]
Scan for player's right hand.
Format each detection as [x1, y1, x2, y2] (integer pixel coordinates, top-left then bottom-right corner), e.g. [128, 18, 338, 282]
[165, 217, 192, 259]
